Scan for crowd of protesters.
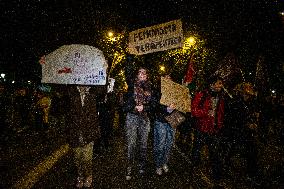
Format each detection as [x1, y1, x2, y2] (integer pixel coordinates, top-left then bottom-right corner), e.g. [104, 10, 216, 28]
[119, 62, 283, 188]
[0, 82, 53, 132]
[1, 64, 283, 188]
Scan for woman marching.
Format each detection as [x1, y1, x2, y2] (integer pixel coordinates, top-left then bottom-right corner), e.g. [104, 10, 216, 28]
[123, 67, 153, 180]
[152, 74, 178, 175]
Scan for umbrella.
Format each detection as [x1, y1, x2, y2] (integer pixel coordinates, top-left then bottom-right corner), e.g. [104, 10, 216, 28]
[40, 44, 108, 85]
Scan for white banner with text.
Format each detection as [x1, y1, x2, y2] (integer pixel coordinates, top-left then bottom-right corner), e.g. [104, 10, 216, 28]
[41, 44, 108, 85]
[128, 19, 183, 55]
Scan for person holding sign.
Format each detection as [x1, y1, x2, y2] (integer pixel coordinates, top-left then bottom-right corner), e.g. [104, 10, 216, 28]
[40, 45, 108, 188]
[123, 67, 153, 180]
[64, 85, 106, 188]
[152, 74, 183, 175]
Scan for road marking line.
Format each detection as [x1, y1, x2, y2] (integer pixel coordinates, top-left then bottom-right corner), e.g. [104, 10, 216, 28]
[12, 144, 69, 189]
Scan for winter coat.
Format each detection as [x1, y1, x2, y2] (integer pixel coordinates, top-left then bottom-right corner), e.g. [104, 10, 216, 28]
[151, 87, 173, 123]
[191, 90, 225, 134]
[122, 82, 153, 116]
[223, 95, 259, 143]
[64, 85, 106, 148]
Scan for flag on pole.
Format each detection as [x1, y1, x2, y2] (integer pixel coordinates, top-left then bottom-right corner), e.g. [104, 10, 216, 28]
[183, 53, 196, 85]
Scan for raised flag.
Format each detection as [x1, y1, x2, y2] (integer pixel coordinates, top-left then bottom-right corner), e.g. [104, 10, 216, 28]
[183, 53, 196, 85]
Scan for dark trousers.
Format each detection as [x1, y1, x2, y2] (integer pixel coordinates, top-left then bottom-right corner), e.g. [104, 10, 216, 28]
[192, 130, 223, 181]
[244, 137, 258, 178]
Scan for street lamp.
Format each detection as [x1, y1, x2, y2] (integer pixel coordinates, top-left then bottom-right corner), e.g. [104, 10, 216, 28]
[160, 65, 166, 72]
[108, 31, 114, 37]
[107, 31, 117, 41]
[187, 37, 196, 45]
[183, 36, 196, 50]
[1, 73, 5, 78]
[271, 89, 276, 94]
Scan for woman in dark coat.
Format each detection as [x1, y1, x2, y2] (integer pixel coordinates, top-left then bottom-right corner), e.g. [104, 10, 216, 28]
[64, 85, 105, 188]
[123, 67, 153, 180]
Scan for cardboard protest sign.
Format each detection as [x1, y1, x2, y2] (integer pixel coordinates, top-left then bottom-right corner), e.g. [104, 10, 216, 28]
[128, 19, 183, 55]
[41, 44, 108, 85]
[160, 76, 191, 113]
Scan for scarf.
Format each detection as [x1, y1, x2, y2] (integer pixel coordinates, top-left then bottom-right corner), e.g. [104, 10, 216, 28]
[134, 80, 151, 106]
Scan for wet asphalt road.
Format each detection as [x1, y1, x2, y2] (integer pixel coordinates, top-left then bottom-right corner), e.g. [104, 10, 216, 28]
[1, 119, 283, 189]
[31, 129, 196, 189]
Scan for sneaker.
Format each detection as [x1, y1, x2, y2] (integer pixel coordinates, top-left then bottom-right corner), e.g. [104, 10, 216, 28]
[162, 164, 169, 173]
[126, 175, 131, 180]
[139, 169, 145, 175]
[76, 177, 84, 188]
[126, 167, 132, 180]
[156, 168, 163, 175]
[84, 175, 92, 188]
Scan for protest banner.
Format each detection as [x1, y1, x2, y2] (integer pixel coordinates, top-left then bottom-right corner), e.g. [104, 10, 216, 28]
[160, 76, 191, 113]
[128, 19, 183, 55]
[41, 44, 108, 85]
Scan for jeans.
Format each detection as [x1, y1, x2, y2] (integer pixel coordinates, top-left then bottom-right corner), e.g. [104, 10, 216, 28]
[153, 121, 175, 168]
[125, 113, 150, 170]
[73, 141, 94, 178]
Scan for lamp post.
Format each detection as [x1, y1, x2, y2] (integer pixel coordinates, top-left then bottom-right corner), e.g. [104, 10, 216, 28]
[106, 31, 119, 75]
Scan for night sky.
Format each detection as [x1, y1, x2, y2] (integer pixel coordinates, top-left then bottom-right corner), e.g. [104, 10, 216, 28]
[0, 0, 283, 84]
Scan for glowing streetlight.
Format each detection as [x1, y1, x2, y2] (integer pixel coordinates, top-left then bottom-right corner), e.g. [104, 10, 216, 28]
[108, 31, 114, 37]
[183, 36, 196, 50]
[271, 90, 276, 94]
[107, 31, 117, 41]
[187, 37, 196, 45]
[0, 73, 5, 78]
[160, 65, 165, 72]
